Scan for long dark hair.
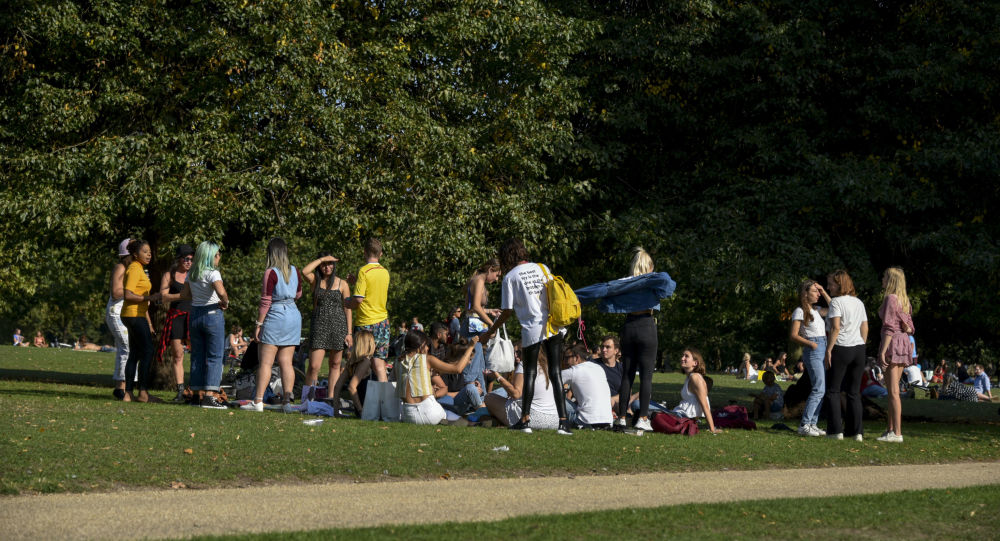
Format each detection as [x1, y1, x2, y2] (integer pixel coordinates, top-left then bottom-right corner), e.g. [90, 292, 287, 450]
[313, 251, 337, 291]
[498, 239, 528, 273]
[403, 330, 429, 355]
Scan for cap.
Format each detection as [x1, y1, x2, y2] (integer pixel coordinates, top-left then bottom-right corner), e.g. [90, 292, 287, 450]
[118, 238, 131, 257]
[175, 244, 195, 259]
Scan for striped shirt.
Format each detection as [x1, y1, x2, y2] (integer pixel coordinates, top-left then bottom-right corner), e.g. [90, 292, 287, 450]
[397, 353, 434, 398]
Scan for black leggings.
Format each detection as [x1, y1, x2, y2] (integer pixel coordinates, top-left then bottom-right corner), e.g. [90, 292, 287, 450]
[824, 344, 866, 436]
[122, 317, 153, 393]
[619, 314, 657, 419]
[520, 334, 567, 420]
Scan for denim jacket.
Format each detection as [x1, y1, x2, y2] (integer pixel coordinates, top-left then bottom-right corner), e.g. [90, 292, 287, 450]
[574, 272, 677, 314]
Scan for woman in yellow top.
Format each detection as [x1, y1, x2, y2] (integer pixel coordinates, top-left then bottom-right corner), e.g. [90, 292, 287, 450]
[397, 330, 478, 425]
[121, 239, 162, 402]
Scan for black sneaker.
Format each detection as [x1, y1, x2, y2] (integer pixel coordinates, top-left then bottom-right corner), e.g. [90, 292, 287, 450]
[557, 421, 574, 436]
[200, 395, 228, 409]
[509, 419, 532, 433]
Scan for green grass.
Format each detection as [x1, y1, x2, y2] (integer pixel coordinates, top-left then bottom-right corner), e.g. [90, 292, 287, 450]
[2, 346, 999, 495]
[197, 485, 1000, 540]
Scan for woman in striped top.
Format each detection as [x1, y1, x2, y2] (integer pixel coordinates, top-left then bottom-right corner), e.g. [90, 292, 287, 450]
[397, 330, 478, 425]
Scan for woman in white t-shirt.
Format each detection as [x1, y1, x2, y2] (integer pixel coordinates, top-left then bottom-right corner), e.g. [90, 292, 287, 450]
[788, 279, 831, 437]
[181, 241, 230, 409]
[823, 270, 868, 441]
[483, 352, 560, 432]
[482, 238, 571, 435]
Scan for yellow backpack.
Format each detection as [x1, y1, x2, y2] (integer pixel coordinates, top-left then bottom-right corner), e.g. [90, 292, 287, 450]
[539, 264, 581, 330]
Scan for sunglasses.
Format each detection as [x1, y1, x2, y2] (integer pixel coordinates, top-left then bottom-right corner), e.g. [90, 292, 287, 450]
[182, 256, 193, 262]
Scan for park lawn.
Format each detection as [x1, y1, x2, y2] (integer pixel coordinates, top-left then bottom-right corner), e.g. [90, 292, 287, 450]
[2, 376, 998, 495]
[198, 485, 1000, 540]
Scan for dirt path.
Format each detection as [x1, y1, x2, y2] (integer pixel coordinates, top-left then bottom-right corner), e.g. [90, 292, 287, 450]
[2, 461, 999, 540]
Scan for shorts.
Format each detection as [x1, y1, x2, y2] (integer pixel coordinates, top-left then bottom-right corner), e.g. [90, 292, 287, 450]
[169, 313, 189, 341]
[355, 319, 390, 359]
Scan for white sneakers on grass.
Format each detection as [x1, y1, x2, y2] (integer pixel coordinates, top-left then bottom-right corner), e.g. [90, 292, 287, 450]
[876, 432, 904, 443]
[240, 400, 264, 412]
[797, 424, 825, 437]
[634, 417, 653, 432]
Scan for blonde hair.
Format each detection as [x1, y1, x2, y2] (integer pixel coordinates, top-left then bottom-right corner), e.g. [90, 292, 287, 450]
[882, 267, 911, 314]
[629, 247, 653, 277]
[347, 330, 375, 371]
[266, 237, 292, 283]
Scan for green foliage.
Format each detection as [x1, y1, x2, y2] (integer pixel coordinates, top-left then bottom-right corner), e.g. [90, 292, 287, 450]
[1, 1, 998, 362]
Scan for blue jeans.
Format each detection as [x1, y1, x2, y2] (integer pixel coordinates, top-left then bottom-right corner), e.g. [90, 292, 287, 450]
[458, 330, 487, 409]
[189, 305, 226, 392]
[452, 382, 483, 415]
[801, 336, 826, 427]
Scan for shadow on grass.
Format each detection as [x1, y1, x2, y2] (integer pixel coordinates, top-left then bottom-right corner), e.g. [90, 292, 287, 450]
[0, 368, 110, 387]
[0, 386, 112, 401]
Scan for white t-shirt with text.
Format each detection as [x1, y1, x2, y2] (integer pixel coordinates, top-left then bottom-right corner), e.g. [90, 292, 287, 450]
[501, 262, 559, 347]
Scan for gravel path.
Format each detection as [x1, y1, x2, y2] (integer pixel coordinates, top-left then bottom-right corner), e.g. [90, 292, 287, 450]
[2, 461, 998, 540]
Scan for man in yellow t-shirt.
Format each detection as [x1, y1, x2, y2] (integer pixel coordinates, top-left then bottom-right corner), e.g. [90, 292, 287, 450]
[344, 238, 390, 381]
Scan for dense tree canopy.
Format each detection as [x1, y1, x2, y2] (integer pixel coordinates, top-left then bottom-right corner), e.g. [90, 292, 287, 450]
[2, 0, 997, 369]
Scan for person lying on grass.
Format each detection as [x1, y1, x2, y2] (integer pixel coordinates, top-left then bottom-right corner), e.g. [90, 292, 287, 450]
[396, 330, 478, 425]
[662, 348, 718, 434]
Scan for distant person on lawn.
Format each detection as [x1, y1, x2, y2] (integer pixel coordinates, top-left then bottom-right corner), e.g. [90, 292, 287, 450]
[13, 328, 26, 347]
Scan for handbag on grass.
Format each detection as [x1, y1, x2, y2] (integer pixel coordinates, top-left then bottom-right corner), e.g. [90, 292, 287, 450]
[485, 324, 515, 373]
[361, 380, 401, 422]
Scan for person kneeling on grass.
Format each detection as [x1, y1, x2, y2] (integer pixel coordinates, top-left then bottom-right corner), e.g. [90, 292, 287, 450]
[660, 348, 718, 434]
[397, 330, 478, 425]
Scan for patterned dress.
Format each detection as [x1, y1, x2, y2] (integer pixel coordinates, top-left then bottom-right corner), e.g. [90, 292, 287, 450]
[309, 280, 348, 351]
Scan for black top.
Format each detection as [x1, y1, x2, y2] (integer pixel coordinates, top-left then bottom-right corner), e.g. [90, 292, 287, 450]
[592, 357, 623, 395]
[168, 276, 191, 312]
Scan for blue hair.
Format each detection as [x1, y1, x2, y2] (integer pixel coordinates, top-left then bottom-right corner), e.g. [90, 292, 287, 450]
[190, 241, 219, 281]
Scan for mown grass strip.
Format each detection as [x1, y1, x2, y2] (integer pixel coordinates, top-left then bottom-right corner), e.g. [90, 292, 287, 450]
[195, 484, 1000, 540]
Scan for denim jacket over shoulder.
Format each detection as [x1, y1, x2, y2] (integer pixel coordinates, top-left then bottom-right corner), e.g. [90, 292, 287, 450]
[574, 272, 677, 314]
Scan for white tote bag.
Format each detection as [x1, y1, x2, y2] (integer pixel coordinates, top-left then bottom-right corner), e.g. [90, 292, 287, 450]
[361, 380, 401, 422]
[486, 324, 515, 373]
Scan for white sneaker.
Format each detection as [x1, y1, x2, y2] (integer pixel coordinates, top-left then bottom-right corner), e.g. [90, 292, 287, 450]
[634, 417, 653, 431]
[798, 425, 821, 437]
[240, 400, 264, 412]
[811, 425, 827, 436]
[877, 432, 904, 443]
[614, 418, 627, 431]
[827, 433, 844, 440]
[853, 434, 863, 442]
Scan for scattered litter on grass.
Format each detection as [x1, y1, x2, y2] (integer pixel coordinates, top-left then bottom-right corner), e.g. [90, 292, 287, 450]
[492, 445, 510, 452]
[183, 448, 194, 454]
[302, 419, 324, 426]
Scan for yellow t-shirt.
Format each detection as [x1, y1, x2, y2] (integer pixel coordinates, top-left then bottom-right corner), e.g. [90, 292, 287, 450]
[121, 261, 151, 318]
[353, 262, 389, 326]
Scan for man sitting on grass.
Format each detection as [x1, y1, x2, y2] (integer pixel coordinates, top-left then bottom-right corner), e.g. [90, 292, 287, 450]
[972, 364, 992, 402]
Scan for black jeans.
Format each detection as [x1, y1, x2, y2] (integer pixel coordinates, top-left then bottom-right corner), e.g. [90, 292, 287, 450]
[520, 333, 567, 420]
[121, 317, 153, 393]
[619, 314, 657, 418]
[824, 344, 866, 436]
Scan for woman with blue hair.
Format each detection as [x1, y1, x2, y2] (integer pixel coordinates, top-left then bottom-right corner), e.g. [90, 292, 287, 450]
[181, 241, 230, 409]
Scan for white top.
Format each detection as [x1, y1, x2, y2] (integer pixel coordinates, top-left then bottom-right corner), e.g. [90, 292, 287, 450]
[828, 295, 867, 347]
[514, 363, 557, 416]
[501, 262, 562, 347]
[791, 305, 825, 339]
[671, 376, 709, 419]
[561, 362, 613, 425]
[189, 270, 223, 307]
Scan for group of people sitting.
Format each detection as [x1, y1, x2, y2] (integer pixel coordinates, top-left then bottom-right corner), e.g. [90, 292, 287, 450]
[732, 352, 795, 382]
[12, 329, 50, 348]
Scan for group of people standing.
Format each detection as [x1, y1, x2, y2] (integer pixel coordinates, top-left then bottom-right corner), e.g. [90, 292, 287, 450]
[790, 268, 915, 442]
[99, 234, 722, 435]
